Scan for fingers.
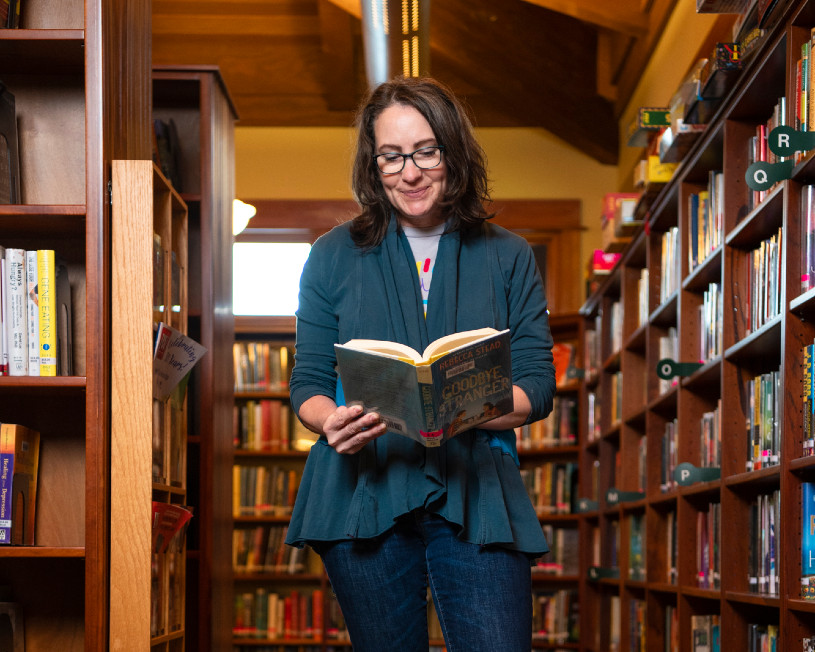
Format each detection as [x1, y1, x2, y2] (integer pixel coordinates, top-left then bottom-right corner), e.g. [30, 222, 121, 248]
[325, 404, 387, 454]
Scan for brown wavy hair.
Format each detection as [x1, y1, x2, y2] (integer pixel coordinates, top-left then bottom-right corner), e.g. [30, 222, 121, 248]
[350, 76, 493, 248]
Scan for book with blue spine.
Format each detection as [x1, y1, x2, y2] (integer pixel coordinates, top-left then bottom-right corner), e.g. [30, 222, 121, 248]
[802, 481, 815, 598]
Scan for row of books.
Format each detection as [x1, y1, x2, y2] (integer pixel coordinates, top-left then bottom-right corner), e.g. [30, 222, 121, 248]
[609, 370, 623, 424]
[0, 422, 39, 545]
[151, 233, 181, 319]
[152, 397, 185, 486]
[746, 227, 783, 334]
[0, 248, 70, 376]
[805, 342, 815, 457]
[697, 502, 721, 590]
[151, 543, 185, 637]
[802, 185, 815, 294]
[609, 300, 623, 354]
[233, 588, 328, 641]
[746, 97, 786, 211]
[584, 316, 601, 378]
[629, 599, 645, 652]
[515, 396, 577, 449]
[232, 464, 300, 517]
[699, 282, 723, 363]
[534, 525, 579, 576]
[233, 524, 309, 575]
[234, 399, 294, 451]
[519, 461, 577, 516]
[692, 614, 721, 652]
[586, 390, 601, 443]
[629, 513, 645, 581]
[659, 418, 675, 494]
[234, 341, 292, 392]
[701, 400, 722, 470]
[531, 589, 578, 644]
[660, 226, 680, 303]
[747, 623, 777, 652]
[796, 31, 815, 148]
[688, 171, 724, 273]
[745, 368, 780, 471]
[749, 489, 780, 596]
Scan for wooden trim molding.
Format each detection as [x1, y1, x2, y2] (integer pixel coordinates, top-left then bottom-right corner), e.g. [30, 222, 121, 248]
[236, 198, 586, 313]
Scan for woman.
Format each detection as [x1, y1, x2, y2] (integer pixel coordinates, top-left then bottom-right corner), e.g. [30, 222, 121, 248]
[286, 76, 556, 651]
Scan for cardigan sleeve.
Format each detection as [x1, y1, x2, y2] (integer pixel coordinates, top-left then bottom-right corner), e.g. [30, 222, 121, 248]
[289, 235, 342, 415]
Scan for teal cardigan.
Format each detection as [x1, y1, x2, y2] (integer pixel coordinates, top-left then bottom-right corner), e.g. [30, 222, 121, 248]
[286, 217, 555, 555]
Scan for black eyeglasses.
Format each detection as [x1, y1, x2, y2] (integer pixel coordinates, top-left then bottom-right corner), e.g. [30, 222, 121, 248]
[374, 146, 445, 175]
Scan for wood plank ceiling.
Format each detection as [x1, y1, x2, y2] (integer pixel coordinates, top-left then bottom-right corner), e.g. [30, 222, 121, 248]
[152, 0, 679, 165]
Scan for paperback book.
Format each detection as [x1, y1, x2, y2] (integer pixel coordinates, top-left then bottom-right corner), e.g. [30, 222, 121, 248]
[153, 322, 208, 401]
[335, 327, 513, 447]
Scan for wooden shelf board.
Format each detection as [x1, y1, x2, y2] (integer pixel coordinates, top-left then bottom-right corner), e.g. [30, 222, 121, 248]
[0, 546, 84, 558]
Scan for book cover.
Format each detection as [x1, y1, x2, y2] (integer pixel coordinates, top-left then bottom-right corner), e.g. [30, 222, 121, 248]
[335, 328, 513, 447]
[0, 423, 40, 545]
[37, 249, 57, 376]
[0, 249, 6, 375]
[153, 321, 208, 401]
[4, 248, 25, 376]
[25, 250, 39, 376]
[803, 481, 815, 598]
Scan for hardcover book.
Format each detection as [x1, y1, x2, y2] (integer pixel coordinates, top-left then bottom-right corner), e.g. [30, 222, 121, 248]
[335, 327, 513, 447]
[0, 423, 40, 545]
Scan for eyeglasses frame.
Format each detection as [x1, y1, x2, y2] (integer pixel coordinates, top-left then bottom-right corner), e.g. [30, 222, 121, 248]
[373, 145, 445, 175]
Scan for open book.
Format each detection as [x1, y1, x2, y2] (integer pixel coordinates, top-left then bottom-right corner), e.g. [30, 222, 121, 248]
[334, 327, 513, 446]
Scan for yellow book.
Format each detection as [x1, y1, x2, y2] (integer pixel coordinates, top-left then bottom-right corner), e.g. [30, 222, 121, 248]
[37, 250, 57, 376]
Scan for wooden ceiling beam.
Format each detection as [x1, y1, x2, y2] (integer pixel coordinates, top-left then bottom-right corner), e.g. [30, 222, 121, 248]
[519, 0, 648, 37]
[325, 0, 361, 20]
[318, 0, 362, 111]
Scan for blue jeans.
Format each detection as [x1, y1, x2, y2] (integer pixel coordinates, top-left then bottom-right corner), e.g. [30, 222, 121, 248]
[316, 510, 532, 652]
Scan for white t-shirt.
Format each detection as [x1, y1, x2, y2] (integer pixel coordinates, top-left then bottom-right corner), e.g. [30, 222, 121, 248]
[402, 222, 445, 316]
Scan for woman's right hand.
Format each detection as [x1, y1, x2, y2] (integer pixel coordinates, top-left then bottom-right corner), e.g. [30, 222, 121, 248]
[323, 404, 388, 454]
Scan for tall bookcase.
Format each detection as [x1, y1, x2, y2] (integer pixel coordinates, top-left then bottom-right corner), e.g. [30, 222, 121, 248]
[0, 1, 156, 651]
[152, 65, 238, 651]
[578, 1, 815, 648]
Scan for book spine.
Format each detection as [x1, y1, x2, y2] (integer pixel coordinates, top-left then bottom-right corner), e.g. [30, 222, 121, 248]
[5, 248, 26, 376]
[0, 250, 7, 375]
[25, 250, 40, 376]
[37, 249, 57, 376]
[0, 425, 14, 544]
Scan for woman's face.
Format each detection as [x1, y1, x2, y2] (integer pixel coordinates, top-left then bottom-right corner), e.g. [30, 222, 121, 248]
[373, 103, 447, 228]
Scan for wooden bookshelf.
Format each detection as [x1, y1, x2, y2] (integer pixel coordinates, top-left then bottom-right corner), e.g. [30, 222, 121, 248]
[152, 65, 238, 651]
[578, 1, 815, 648]
[0, 1, 156, 650]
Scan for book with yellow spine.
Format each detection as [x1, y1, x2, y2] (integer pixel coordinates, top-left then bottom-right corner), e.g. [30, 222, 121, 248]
[37, 250, 56, 376]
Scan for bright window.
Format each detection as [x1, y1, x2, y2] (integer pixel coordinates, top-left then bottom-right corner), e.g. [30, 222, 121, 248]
[232, 242, 311, 315]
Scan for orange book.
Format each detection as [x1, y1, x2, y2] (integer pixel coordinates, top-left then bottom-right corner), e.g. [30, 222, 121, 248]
[0, 423, 40, 545]
[551, 342, 575, 387]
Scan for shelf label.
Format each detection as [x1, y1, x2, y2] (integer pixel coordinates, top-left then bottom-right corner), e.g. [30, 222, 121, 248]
[744, 124, 815, 191]
[588, 566, 620, 581]
[606, 488, 645, 506]
[656, 358, 703, 380]
[674, 462, 720, 486]
[576, 498, 598, 513]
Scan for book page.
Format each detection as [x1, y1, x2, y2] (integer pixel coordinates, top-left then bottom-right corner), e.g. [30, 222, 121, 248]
[423, 327, 502, 361]
[338, 339, 423, 364]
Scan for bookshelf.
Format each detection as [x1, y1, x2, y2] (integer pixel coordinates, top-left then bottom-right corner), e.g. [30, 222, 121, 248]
[0, 1, 154, 650]
[523, 313, 583, 648]
[578, 1, 815, 649]
[231, 316, 340, 651]
[152, 65, 238, 651]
